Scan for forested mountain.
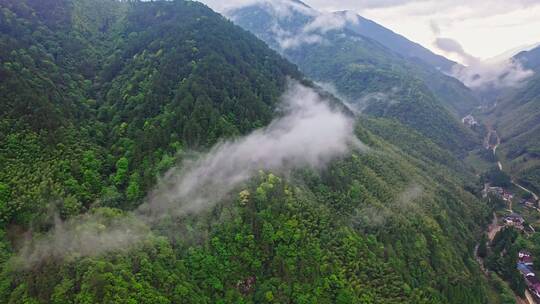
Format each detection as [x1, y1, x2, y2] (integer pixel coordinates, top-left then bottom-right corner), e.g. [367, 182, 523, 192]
[0, 0, 500, 303]
[229, 0, 481, 154]
[331, 11, 478, 117]
[487, 45, 540, 194]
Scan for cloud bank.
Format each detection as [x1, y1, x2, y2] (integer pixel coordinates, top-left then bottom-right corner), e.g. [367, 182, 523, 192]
[15, 82, 362, 267]
[434, 36, 534, 89]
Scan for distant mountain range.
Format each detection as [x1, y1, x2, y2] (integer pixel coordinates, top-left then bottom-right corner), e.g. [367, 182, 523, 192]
[229, 0, 481, 154]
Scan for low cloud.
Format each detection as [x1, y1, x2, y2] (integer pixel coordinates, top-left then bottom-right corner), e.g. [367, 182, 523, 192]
[351, 184, 424, 229]
[271, 24, 324, 49]
[316, 82, 400, 114]
[226, 0, 359, 50]
[435, 36, 534, 89]
[302, 11, 359, 34]
[140, 82, 363, 220]
[276, 11, 359, 49]
[14, 210, 149, 268]
[354, 90, 399, 113]
[15, 82, 363, 266]
[450, 60, 533, 89]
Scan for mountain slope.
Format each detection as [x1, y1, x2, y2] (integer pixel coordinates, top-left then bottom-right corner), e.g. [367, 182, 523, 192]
[336, 11, 479, 116]
[0, 0, 496, 303]
[485, 45, 540, 193]
[515, 45, 540, 72]
[338, 11, 456, 72]
[229, 0, 480, 154]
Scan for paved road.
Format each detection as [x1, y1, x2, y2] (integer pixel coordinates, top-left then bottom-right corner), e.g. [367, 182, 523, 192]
[514, 181, 539, 202]
[489, 128, 539, 204]
[524, 290, 536, 304]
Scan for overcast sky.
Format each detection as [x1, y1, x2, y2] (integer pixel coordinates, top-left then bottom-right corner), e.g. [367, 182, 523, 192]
[301, 0, 540, 62]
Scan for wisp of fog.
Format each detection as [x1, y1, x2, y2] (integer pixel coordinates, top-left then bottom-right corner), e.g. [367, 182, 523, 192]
[434, 37, 534, 89]
[15, 82, 362, 267]
[139, 82, 362, 220]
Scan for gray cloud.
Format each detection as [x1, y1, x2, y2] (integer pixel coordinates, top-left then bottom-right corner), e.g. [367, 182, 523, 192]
[434, 37, 476, 65]
[14, 82, 364, 266]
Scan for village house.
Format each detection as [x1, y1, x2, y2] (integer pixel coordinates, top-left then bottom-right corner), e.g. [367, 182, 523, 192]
[488, 187, 504, 195]
[502, 190, 514, 201]
[517, 250, 540, 299]
[462, 114, 479, 127]
[484, 186, 504, 199]
[526, 276, 540, 298]
[519, 251, 534, 266]
[504, 213, 524, 226]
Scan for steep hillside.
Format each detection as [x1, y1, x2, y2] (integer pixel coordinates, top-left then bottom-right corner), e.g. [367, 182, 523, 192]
[0, 0, 496, 303]
[340, 9, 481, 116]
[515, 45, 540, 72]
[229, 0, 480, 154]
[338, 11, 456, 72]
[480, 45, 540, 193]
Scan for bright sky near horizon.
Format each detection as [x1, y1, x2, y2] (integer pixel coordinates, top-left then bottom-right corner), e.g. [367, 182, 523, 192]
[302, 0, 540, 63]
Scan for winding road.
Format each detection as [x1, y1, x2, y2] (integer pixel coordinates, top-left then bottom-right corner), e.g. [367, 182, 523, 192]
[485, 126, 539, 202]
[514, 181, 539, 202]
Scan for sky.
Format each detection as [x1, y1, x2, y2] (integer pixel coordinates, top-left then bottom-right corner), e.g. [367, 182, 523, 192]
[301, 0, 540, 62]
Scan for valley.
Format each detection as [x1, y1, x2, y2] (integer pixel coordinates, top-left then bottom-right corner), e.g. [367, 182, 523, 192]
[470, 90, 540, 303]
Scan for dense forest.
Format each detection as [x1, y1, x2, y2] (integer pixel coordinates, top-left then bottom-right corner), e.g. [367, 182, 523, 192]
[0, 0, 502, 303]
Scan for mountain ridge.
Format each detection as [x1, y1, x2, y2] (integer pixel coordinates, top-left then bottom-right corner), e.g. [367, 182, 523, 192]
[229, 1, 481, 154]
